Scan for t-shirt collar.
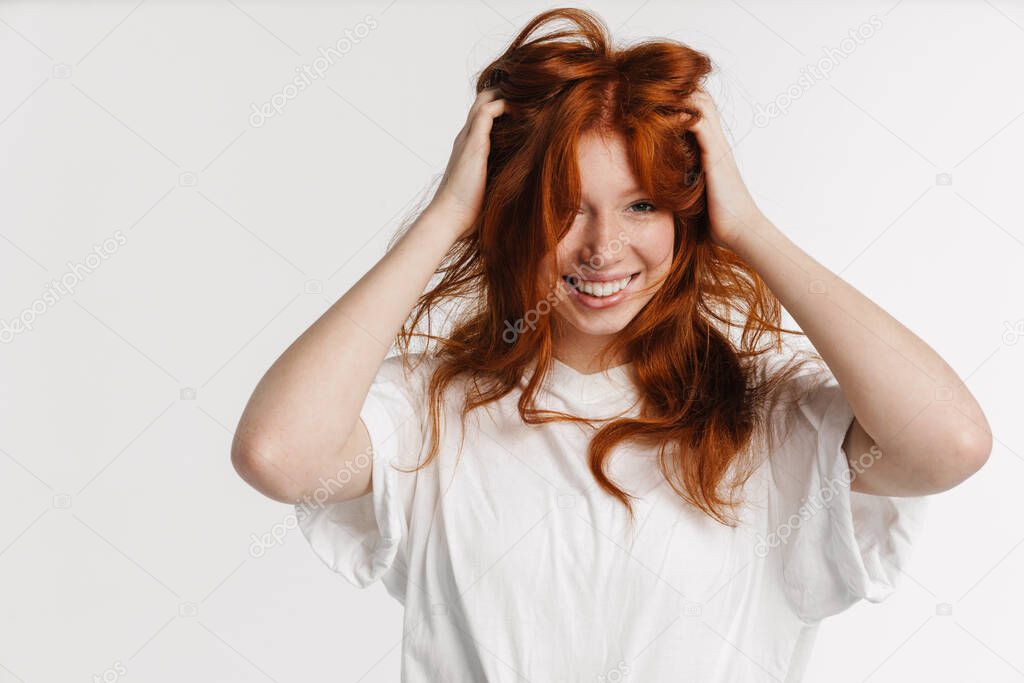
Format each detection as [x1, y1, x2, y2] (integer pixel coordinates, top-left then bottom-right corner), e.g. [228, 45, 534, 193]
[521, 356, 640, 411]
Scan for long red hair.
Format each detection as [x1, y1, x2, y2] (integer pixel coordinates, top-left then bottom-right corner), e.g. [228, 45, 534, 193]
[392, 7, 820, 526]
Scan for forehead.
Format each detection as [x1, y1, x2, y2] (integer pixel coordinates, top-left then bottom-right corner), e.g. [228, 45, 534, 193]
[576, 130, 641, 195]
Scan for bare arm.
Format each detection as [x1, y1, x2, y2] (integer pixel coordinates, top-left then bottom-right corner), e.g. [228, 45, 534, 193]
[231, 87, 507, 505]
[682, 89, 991, 497]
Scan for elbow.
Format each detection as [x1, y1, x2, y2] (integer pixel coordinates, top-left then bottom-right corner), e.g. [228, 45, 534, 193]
[934, 427, 992, 491]
[230, 431, 301, 504]
[951, 401, 994, 483]
[955, 427, 992, 481]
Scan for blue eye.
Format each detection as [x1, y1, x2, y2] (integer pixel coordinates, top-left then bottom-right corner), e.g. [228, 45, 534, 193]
[629, 201, 656, 213]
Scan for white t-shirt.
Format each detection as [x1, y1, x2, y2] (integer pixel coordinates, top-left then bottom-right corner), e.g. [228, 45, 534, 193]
[296, 352, 929, 681]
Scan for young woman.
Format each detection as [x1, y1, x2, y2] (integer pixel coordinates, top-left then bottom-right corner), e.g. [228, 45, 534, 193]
[231, 8, 991, 681]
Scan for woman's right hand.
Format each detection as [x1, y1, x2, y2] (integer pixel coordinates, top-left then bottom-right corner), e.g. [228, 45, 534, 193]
[430, 86, 507, 240]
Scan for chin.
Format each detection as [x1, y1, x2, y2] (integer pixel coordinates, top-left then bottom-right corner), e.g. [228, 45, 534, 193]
[556, 308, 638, 339]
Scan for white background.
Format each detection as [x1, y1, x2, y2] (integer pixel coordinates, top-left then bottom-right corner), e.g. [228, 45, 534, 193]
[1, 0, 1022, 681]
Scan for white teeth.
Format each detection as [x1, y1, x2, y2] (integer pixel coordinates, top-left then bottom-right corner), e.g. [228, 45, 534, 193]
[564, 275, 632, 297]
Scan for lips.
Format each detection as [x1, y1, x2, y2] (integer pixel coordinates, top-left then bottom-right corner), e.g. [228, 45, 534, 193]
[561, 272, 640, 309]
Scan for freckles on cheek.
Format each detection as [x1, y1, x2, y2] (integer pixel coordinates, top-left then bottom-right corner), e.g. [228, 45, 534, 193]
[633, 224, 672, 257]
[658, 220, 677, 255]
[638, 223, 676, 275]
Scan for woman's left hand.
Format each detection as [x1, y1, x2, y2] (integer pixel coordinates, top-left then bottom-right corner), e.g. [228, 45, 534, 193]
[681, 88, 765, 249]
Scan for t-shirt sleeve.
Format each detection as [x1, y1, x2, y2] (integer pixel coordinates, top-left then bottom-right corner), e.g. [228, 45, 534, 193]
[294, 353, 429, 589]
[763, 358, 930, 623]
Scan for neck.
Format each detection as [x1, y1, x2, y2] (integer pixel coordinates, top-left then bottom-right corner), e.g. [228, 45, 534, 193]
[551, 332, 628, 375]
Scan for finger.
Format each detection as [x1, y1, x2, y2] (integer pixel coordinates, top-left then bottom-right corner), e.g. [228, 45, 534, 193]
[472, 97, 507, 123]
[468, 86, 503, 118]
[468, 98, 507, 137]
[482, 97, 507, 116]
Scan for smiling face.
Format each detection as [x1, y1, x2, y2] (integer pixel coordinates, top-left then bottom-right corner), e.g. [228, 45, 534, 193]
[542, 129, 677, 368]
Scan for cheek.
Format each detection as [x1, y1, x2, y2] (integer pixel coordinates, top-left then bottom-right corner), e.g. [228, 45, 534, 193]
[636, 219, 676, 271]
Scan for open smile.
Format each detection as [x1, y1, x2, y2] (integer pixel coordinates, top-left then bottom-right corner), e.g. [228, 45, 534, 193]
[560, 272, 640, 309]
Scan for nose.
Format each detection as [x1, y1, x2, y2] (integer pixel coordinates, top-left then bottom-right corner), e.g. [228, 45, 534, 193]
[576, 210, 624, 267]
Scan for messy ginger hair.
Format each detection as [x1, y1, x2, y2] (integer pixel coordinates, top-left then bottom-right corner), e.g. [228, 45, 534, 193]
[392, 7, 819, 526]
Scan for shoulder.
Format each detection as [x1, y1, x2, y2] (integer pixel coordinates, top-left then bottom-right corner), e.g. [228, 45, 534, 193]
[749, 347, 828, 393]
[375, 351, 470, 409]
[377, 350, 438, 381]
[375, 351, 438, 394]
